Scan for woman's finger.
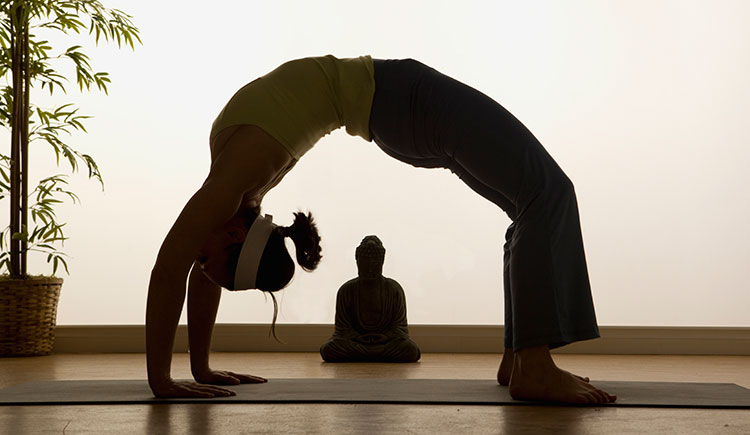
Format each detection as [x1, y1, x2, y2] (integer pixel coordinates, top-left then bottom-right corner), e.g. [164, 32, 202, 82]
[230, 372, 267, 383]
[180, 381, 235, 397]
[215, 373, 241, 385]
[196, 371, 238, 385]
[186, 388, 216, 398]
[176, 385, 215, 398]
[197, 385, 235, 396]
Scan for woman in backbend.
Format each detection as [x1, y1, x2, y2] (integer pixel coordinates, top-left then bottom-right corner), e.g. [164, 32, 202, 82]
[146, 55, 616, 405]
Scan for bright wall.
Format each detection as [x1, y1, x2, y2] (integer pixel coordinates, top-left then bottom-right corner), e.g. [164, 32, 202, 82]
[2, 0, 749, 326]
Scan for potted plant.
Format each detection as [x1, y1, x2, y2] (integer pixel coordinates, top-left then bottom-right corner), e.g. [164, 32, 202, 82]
[0, 0, 140, 356]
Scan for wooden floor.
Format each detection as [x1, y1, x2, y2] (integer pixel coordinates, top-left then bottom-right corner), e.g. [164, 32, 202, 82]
[1, 352, 749, 434]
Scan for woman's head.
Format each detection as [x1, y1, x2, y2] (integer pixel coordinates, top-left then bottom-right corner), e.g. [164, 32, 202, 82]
[197, 207, 322, 292]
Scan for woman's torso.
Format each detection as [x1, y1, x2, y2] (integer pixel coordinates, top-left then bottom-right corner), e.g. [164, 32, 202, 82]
[210, 55, 376, 161]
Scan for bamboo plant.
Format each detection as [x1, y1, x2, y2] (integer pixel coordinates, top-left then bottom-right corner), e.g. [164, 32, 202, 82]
[0, 0, 140, 278]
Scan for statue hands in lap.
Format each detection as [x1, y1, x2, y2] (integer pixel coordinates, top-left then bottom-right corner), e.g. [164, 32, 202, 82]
[320, 235, 421, 362]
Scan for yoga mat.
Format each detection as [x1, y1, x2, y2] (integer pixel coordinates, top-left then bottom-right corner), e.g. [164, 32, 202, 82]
[1, 379, 749, 408]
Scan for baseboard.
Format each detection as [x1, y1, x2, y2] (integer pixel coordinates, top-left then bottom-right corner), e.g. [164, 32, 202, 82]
[51, 324, 750, 355]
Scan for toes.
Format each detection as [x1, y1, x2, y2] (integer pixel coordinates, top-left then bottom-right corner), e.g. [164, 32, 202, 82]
[580, 385, 607, 404]
[582, 391, 597, 404]
[594, 389, 608, 403]
[584, 392, 598, 404]
[574, 393, 592, 404]
[594, 388, 616, 404]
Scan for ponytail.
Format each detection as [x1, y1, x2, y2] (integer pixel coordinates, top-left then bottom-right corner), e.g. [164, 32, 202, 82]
[255, 210, 322, 343]
[279, 211, 322, 271]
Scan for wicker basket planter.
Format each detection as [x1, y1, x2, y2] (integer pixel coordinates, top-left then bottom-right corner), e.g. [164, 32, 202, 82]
[0, 276, 63, 357]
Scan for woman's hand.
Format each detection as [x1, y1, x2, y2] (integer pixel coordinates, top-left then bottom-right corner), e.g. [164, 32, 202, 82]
[194, 369, 268, 386]
[150, 379, 237, 398]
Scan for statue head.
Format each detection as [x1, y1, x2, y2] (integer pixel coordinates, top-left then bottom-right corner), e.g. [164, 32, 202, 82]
[355, 235, 385, 280]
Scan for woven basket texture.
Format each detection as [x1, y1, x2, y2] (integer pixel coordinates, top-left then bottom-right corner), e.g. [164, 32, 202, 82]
[0, 277, 63, 357]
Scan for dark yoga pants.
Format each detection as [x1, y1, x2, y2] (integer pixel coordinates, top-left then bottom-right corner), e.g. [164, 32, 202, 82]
[368, 58, 600, 351]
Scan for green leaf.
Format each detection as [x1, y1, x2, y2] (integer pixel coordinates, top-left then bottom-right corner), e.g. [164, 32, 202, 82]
[60, 257, 70, 275]
[29, 227, 42, 243]
[0, 0, 140, 276]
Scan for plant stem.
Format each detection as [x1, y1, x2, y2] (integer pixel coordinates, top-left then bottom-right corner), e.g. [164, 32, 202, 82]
[20, 14, 30, 277]
[9, 2, 22, 278]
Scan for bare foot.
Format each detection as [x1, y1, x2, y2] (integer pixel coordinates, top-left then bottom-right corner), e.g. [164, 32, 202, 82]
[562, 368, 590, 384]
[508, 345, 616, 405]
[497, 348, 590, 387]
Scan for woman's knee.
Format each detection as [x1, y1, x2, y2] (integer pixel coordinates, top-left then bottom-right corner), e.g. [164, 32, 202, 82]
[516, 171, 576, 217]
[555, 173, 576, 197]
[537, 166, 576, 199]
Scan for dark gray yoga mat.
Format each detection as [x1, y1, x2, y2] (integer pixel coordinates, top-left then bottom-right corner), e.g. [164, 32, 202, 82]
[1, 379, 749, 408]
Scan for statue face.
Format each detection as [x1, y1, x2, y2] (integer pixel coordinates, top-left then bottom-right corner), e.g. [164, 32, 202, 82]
[356, 255, 383, 279]
[355, 235, 385, 280]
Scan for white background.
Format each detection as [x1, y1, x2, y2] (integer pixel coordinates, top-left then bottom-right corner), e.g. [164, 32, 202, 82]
[2, 0, 748, 326]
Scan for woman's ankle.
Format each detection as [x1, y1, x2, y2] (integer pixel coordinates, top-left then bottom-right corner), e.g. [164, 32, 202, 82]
[515, 344, 554, 368]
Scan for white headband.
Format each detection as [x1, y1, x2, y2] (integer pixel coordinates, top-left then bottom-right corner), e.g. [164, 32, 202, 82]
[233, 214, 276, 290]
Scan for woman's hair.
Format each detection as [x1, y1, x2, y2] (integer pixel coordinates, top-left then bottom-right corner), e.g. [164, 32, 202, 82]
[225, 208, 322, 340]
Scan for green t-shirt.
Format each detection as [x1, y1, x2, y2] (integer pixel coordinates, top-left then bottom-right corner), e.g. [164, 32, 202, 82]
[210, 55, 376, 160]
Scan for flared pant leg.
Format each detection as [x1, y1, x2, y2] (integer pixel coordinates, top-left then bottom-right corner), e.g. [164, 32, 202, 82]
[369, 58, 600, 351]
[444, 95, 600, 351]
[452, 163, 600, 351]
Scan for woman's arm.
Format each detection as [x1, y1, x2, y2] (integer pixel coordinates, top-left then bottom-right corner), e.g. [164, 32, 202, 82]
[187, 261, 221, 377]
[187, 262, 267, 385]
[146, 127, 291, 398]
[146, 179, 244, 398]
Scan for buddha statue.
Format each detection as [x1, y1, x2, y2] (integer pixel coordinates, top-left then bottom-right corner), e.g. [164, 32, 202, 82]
[320, 235, 421, 363]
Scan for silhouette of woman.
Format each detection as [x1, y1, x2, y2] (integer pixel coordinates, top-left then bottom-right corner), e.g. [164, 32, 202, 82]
[146, 55, 616, 404]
